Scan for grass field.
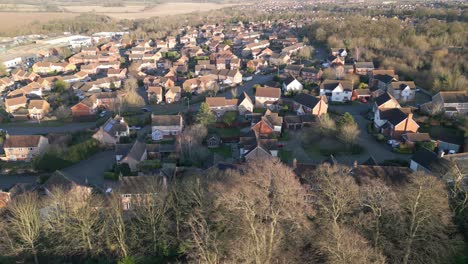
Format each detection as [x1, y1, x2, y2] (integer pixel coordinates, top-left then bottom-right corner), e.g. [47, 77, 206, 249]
[0, 2, 238, 33]
[0, 12, 79, 33]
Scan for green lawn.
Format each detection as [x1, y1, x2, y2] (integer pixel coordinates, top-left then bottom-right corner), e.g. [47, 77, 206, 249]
[209, 126, 241, 138]
[210, 144, 232, 158]
[279, 149, 293, 164]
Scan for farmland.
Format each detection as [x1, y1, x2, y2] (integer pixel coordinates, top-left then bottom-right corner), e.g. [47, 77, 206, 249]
[0, 2, 239, 33]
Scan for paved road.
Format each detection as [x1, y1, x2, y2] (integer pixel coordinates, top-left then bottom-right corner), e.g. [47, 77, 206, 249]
[61, 150, 115, 189]
[0, 122, 96, 135]
[329, 103, 412, 164]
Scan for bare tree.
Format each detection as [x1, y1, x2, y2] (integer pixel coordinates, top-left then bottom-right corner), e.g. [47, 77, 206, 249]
[106, 194, 129, 258]
[320, 224, 386, 264]
[179, 124, 208, 161]
[44, 188, 104, 257]
[7, 193, 42, 264]
[313, 164, 359, 226]
[338, 121, 360, 146]
[318, 114, 336, 135]
[359, 179, 399, 249]
[123, 77, 145, 108]
[130, 178, 170, 255]
[213, 159, 311, 263]
[400, 172, 454, 264]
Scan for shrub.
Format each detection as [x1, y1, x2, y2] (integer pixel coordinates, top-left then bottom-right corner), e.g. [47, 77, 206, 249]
[113, 163, 132, 176]
[65, 139, 100, 163]
[103, 171, 118, 181]
[416, 141, 436, 151]
[32, 153, 73, 172]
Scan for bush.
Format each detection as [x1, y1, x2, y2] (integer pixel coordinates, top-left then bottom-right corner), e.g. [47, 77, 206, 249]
[65, 139, 101, 163]
[375, 134, 386, 142]
[138, 160, 161, 171]
[416, 141, 436, 151]
[32, 153, 73, 172]
[103, 171, 118, 181]
[393, 145, 414, 154]
[113, 163, 132, 176]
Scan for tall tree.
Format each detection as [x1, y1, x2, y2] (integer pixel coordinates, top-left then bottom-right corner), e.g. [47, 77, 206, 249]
[7, 193, 42, 264]
[196, 102, 216, 125]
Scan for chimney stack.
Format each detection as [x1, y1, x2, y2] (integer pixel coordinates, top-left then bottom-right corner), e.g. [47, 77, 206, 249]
[292, 158, 297, 169]
[438, 150, 445, 158]
[353, 160, 358, 168]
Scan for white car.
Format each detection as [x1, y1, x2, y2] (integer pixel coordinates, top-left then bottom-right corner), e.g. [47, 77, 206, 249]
[99, 111, 107, 117]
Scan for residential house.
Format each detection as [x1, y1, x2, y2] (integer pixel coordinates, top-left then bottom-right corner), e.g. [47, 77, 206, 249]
[373, 92, 400, 112]
[116, 175, 161, 210]
[27, 99, 50, 120]
[237, 92, 254, 116]
[331, 48, 347, 57]
[205, 97, 238, 117]
[151, 114, 184, 141]
[21, 82, 44, 98]
[32, 61, 76, 74]
[352, 89, 371, 101]
[242, 40, 270, 57]
[402, 133, 432, 149]
[93, 116, 130, 145]
[246, 59, 268, 72]
[284, 64, 303, 77]
[388, 81, 416, 103]
[255, 86, 281, 109]
[282, 43, 305, 56]
[355, 62, 375, 75]
[369, 69, 398, 90]
[11, 69, 39, 82]
[0, 77, 14, 93]
[116, 141, 147, 172]
[252, 110, 283, 136]
[165, 86, 181, 104]
[319, 80, 353, 102]
[269, 53, 290, 66]
[71, 97, 97, 117]
[410, 148, 451, 174]
[2, 135, 49, 161]
[4, 91, 27, 113]
[282, 76, 303, 93]
[148, 85, 163, 104]
[293, 93, 328, 116]
[283, 115, 316, 130]
[374, 108, 419, 138]
[300, 67, 322, 82]
[432, 91, 468, 116]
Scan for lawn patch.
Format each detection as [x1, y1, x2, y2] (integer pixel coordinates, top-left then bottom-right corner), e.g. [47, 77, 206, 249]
[210, 144, 232, 158]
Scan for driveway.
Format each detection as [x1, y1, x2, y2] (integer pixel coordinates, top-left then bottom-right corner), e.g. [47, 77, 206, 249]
[328, 103, 411, 165]
[0, 122, 96, 135]
[61, 150, 115, 189]
[0, 174, 37, 190]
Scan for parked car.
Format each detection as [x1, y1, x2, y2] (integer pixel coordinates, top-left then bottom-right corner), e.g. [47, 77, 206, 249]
[99, 111, 107, 117]
[141, 107, 150, 113]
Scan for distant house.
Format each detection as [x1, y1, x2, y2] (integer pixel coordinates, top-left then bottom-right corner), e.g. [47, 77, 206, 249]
[93, 116, 130, 145]
[432, 91, 468, 116]
[2, 135, 49, 161]
[373, 92, 400, 112]
[369, 69, 398, 90]
[269, 53, 290, 66]
[165, 86, 182, 104]
[300, 67, 322, 82]
[319, 80, 353, 102]
[354, 62, 375, 75]
[32, 61, 76, 75]
[148, 85, 163, 104]
[4, 92, 27, 113]
[0, 77, 14, 93]
[331, 48, 347, 57]
[205, 97, 238, 117]
[255, 86, 281, 109]
[284, 64, 303, 77]
[388, 81, 416, 103]
[116, 176, 161, 210]
[28, 99, 50, 120]
[402, 133, 432, 149]
[374, 108, 419, 139]
[116, 141, 147, 172]
[71, 97, 97, 117]
[151, 114, 184, 141]
[293, 93, 328, 116]
[237, 92, 254, 116]
[352, 89, 371, 101]
[252, 110, 283, 136]
[282, 76, 303, 93]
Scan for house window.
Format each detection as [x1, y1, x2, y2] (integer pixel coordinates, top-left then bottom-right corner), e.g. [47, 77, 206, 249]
[123, 194, 132, 198]
[29, 147, 34, 151]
